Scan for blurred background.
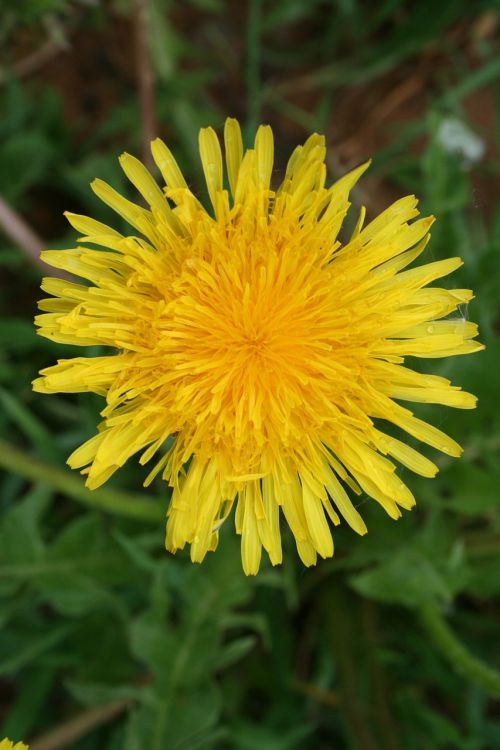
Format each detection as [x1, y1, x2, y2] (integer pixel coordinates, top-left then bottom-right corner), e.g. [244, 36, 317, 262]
[0, 1, 499, 748]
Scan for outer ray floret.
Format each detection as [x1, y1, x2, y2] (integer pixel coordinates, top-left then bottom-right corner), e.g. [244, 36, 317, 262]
[33, 117, 483, 574]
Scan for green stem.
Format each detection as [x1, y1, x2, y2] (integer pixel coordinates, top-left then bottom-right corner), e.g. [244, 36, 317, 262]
[362, 600, 400, 750]
[323, 585, 380, 750]
[0, 439, 163, 523]
[418, 601, 500, 699]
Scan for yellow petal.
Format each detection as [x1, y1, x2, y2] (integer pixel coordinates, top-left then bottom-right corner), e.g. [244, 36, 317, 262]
[224, 117, 243, 196]
[198, 126, 223, 212]
[151, 138, 188, 189]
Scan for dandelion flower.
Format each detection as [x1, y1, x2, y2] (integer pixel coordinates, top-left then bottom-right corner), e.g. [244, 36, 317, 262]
[0, 738, 29, 750]
[33, 119, 483, 574]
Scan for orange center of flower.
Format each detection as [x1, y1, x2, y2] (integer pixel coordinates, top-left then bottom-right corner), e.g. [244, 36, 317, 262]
[157, 215, 344, 476]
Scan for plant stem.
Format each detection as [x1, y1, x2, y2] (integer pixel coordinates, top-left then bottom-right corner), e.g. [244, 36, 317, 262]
[323, 584, 380, 750]
[0, 195, 41, 258]
[0, 195, 72, 279]
[418, 601, 500, 699]
[134, 0, 157, 171]
[290, 677, 340, 708]
[0, 38, 66, 84]
[362, 600, 400, 750]
[0, 440, 163, 523]
[245, 0, 262, 136]
[30, 697, 133, 750]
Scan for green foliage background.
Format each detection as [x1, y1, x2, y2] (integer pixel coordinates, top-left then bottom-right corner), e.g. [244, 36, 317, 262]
[1, 1, 500, 748]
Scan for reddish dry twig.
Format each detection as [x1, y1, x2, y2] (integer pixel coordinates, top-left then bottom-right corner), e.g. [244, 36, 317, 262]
[335, 74, 425, 159]
[0, 196, 70, 279]
[0, 39, 67, 85]
[0, 197, 45, 268]
[290, 677, 340, 708]
[29, 697, 134, 750]
[133, 0, 157, 171]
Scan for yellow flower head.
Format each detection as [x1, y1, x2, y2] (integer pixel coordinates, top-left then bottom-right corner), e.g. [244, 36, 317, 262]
[0, 738, 29, 750]
[33, 119, 483, 574]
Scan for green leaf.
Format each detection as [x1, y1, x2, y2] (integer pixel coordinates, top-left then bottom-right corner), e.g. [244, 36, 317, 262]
[446, 55, 500, 105]
[1, 665, 56, 739]
[212, 635, 257, 671]
[350, 548, 455, 607]
[0, 387, 60, 461]
[0, 625, 71, 676]
[35, 515, 130, 615]
[445, 462, 500, 515]
[122, 681, 221, 750]
[65, 677, 144, 707]
[0, 486, 49, 568]
[0, 319, 41, 352]
[231, 720, 313, 750]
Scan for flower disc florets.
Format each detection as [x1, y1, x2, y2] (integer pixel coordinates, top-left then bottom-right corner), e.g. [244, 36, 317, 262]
[33, 118, 483, 574]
